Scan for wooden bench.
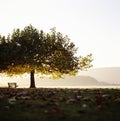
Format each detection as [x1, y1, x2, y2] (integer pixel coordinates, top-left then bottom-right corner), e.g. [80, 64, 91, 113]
[8, 83, 18, 88]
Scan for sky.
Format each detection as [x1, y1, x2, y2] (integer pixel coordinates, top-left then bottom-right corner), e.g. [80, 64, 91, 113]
[0, 0, 120, 68]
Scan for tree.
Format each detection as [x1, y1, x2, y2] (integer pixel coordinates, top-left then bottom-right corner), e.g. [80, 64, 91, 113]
[0, 25, 93, 88]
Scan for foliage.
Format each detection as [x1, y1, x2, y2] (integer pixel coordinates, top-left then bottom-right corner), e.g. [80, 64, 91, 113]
[79, 53, 93, 70]
[0, 25, 92, 78]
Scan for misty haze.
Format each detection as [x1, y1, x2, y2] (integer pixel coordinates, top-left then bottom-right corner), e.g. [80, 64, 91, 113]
[0, 67, 120, 88]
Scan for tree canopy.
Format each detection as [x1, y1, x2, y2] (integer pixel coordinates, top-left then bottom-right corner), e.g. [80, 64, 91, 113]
[0, 25, 93, 88]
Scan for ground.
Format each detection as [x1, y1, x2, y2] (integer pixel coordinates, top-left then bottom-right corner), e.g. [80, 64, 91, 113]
[0, 88, 120, 121]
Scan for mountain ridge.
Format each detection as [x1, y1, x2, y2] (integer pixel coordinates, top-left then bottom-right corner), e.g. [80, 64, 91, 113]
[79, 67, 120, 84]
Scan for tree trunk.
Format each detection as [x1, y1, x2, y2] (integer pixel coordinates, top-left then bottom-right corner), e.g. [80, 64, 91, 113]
[30, 70, 36, 88]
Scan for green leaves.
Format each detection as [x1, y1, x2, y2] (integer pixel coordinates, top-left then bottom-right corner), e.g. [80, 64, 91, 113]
[0, 25, 93, 77]
[79, 53, 93, 70]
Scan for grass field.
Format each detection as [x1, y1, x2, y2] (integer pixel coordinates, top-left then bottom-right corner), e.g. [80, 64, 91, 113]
[0, 88, 120, 121]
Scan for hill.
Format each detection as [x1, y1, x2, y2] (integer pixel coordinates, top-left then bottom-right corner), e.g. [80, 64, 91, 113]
[79, 67, 120, 84]
[34, 75, 118, 88]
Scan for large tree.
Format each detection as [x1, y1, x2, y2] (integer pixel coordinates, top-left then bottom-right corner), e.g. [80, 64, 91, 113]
[0, 25, 92, 88]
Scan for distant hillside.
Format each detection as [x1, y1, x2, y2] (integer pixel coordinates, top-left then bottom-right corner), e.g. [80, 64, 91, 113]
[61, 76, 113, 86]
[35, 75, 116, 87]
[79, 67, 120, 84]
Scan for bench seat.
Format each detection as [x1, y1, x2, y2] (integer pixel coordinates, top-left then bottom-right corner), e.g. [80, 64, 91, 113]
[8, 83, 18, 88]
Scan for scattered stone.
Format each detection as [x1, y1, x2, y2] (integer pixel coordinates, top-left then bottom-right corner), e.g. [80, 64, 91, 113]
[83, 97, 91, 101]
[76, 95, 82, 99]
[17, 96, 31, 100]
[17, 91, 29, 96]
[8, 96, 16, 104]
[44, 110, 49, 114]
[82, 104, 88, 108]
[66, 98, 77, 104]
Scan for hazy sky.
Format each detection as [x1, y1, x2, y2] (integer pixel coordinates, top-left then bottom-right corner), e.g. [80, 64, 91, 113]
[0, 0, 120, 68]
